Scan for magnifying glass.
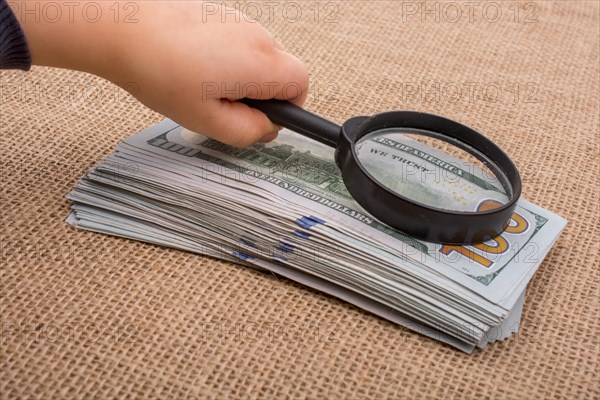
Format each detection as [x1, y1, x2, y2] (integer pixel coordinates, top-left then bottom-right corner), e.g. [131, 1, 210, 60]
[240, 98, 521, 245]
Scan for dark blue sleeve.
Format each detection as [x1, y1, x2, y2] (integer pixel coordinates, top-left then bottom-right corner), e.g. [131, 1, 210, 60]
[0, 0, 31, 70]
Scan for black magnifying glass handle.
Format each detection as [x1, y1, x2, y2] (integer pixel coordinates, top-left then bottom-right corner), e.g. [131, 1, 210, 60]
[239, 98, 341, 147]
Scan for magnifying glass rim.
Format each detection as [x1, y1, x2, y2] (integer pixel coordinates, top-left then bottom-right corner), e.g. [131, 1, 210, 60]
[335, 111, 522, 244]
[351, 124, 518, 216]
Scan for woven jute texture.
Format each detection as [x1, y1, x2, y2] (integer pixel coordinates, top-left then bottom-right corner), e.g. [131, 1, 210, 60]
[1, 1, 598, 398]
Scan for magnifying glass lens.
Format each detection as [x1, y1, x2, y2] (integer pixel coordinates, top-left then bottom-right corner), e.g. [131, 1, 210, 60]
[354, 128, 511, 212]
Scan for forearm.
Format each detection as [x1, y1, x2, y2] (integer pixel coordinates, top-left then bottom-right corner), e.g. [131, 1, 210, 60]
[8, 0, 127, 79]
[2, 0, 309, 147]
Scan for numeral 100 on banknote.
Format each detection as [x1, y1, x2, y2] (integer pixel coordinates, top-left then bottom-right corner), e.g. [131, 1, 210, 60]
[440, 200, 529, 268]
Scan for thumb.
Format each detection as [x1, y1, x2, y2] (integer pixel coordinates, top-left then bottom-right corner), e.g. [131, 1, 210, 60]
[202, 99, 280, 148]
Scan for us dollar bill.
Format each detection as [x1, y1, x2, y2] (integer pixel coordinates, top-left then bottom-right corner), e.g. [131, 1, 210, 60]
[67, 119, 566, 351]
[121, 120, 565, 310]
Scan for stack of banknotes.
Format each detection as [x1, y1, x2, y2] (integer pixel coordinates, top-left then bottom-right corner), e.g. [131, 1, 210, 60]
[67, 120, 566, 352]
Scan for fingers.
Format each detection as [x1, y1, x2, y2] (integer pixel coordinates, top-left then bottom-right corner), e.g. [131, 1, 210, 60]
[270, 49, 309, 107]
[272, 36, 286, 51]
[210, 45, 307, 147]
[199, 99, 281, 148]
[243, 48, 309, 106]
[232, 43, 309, 106]
[198, 32, 308, 148]
[216, 36, 308, 105]
[259, 126, 281, 143]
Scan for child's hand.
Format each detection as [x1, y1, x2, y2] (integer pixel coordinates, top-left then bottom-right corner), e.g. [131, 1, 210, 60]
[18, 1, 308, 147]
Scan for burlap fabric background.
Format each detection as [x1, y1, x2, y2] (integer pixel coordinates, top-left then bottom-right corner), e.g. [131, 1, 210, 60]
[1, 1, 598, 398]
